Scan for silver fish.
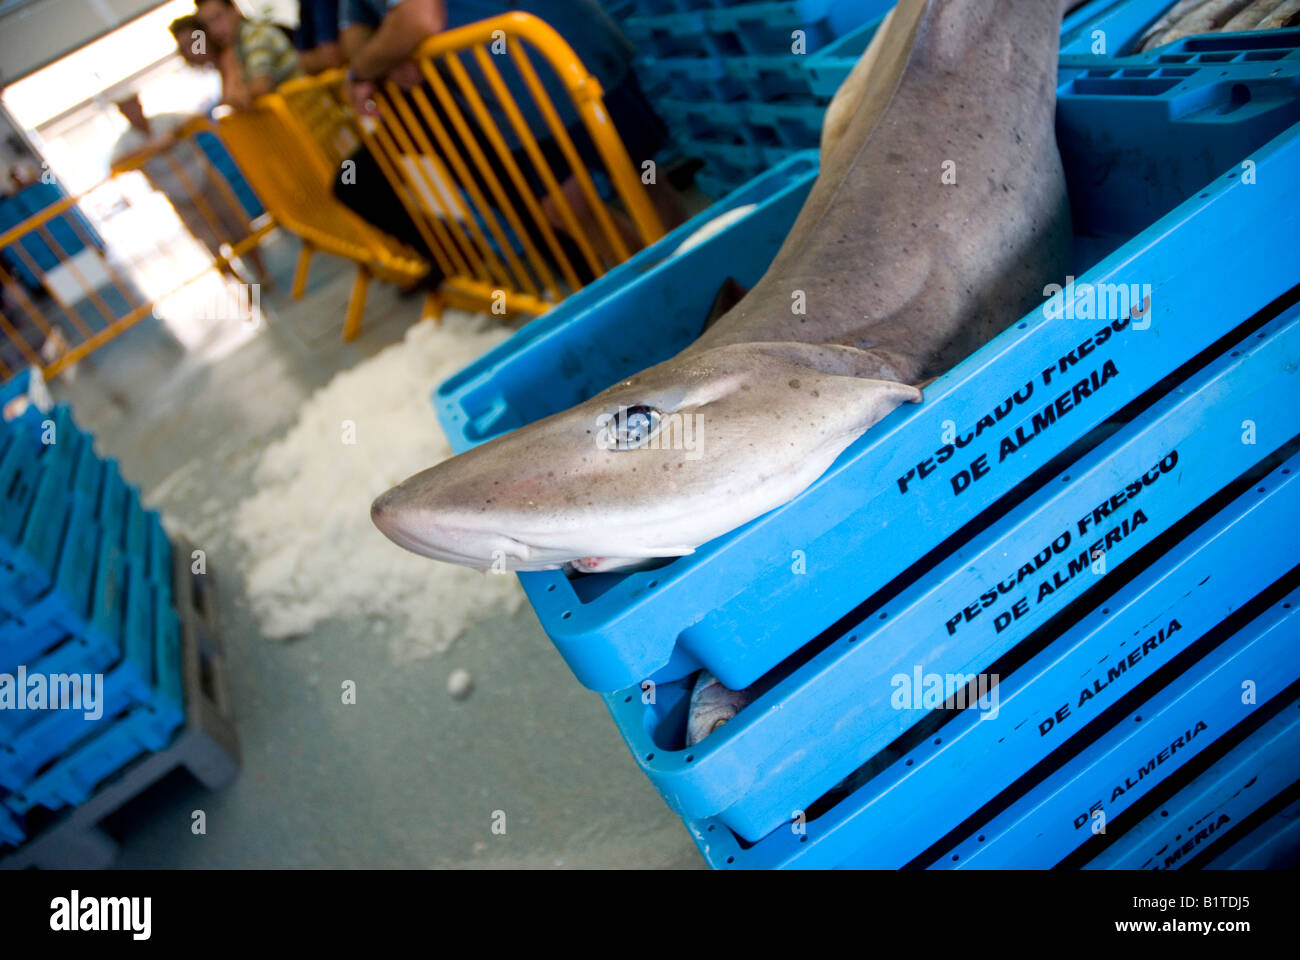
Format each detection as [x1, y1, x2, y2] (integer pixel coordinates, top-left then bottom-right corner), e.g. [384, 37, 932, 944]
[684, 672, 752, 747]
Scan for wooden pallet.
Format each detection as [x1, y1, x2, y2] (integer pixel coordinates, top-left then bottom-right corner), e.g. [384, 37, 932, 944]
[0, 536, 240, 868]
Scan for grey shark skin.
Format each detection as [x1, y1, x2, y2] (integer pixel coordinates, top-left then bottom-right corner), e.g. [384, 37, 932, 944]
[372, 0, 1074, 572]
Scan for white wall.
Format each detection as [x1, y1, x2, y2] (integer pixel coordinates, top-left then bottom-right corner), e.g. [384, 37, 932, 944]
[0, 0, 299, 82]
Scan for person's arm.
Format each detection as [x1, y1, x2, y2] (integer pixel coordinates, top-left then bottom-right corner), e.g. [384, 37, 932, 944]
[349, 0, 447, 81]
[240, 22, 295, 104]
[219, 46, 255, 111]
[299, 42, 343, 74]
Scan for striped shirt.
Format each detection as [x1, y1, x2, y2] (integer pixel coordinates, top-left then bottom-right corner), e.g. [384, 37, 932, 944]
[236, 18, 303, 88]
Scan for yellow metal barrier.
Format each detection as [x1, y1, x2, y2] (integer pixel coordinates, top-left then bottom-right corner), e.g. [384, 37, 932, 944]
[0, 120, 272, 380]
[0, 11, 667, 376]
[215, 100, 427, 340]
[269, 11, 665, 322]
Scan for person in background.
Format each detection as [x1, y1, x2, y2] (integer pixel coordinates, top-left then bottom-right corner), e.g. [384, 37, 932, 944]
[338, 0, 687, 268]
[296, 0, 345, 75]
[195, 0, 303, 110]
[169, 14, 218, 69]
[110, 93, 270, 284]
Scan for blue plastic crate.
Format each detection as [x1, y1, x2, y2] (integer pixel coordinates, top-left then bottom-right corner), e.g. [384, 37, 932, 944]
[0, 368, 53, 444]
[0, 802, 22, 848]
[678, 137, 766, 186]
[657, 99, 753, 146]
[658, 97, 827, 153]
[609, 320, 1300, 843]
[3, 582, 184, 814]
[0, 522, 124, 719]
[1059, 0, 1300, 63]
[1204, 795, 1300, 869]
[435, 69, 1300, 695]
[623, 0, 890, 61]
[742, 100, 825, 148]
[0, 493, 97, 674]
[0, 407, 84, 612]
[689, 571, 1300, 869]
[634, 55, 749, 102]
[0, 424, 44, 562]
[688, 456, 1300, 864]
[622, 9, 712, 58]
[806, 0, 1300, 100]
[693, 170, 748, 200]
[719, 51, 827, 99]
[1084, 696, 1300, 870]
[0, 569, 184, 792]
[802, 11, 883, 96]
[928, 587, 1300, 869]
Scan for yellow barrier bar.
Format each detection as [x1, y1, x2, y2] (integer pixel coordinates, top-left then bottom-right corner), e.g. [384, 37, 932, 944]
[404, 69, 539, 297]
[412, 13, 664, 246]
[42, 302, 156, 379]
[370, 90, 493, 282]
[354, 113, 466, 281]
[158, 152, 234, 252]
[0, 120, 285, 377]
[439, 48, 563, 297]
[508, 43, 627, 265]
[33, 223, 119, 330]
[61, 212, 146, 314]
[0, 261, 54, 343]
[0, 194, 81, 249]
[0, 310, 41, 367]
[470, 45, 596, 283]
[442, 48, 568, 295]
[181, 129, 255, 233]
[6, 240, 94, 341]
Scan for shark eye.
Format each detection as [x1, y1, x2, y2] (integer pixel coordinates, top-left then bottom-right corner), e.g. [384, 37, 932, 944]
[611, 404, 661, 450]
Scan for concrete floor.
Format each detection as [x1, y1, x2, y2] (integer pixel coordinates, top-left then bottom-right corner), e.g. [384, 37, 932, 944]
[49, 233, 704, 869]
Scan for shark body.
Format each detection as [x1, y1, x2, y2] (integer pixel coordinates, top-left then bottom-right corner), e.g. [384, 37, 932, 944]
[372, 0, 1074, 572]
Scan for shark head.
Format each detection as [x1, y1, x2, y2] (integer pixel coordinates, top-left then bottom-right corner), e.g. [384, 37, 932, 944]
[371, 341, 921, 572]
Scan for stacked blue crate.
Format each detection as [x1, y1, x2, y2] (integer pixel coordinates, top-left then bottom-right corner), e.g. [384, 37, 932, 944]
[438, 0, 1300, 868]
[0, 369, 184, 849]
[603, 0, 894, 197]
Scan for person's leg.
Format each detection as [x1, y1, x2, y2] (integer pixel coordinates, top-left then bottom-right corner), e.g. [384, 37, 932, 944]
[539, 174, 639, 268]
[332, 146, 442, 270]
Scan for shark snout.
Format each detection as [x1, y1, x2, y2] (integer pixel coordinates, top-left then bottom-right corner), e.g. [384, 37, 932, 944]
[370, 480, 553, 570]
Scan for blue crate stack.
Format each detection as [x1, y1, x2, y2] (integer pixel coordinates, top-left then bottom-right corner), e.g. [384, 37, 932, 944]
[0, 368, 184, 851]
[440, 0, 1300, 868]
[603, 0, 895, 198]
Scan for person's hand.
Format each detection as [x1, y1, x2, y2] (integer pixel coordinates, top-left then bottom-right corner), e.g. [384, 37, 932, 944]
[346, 74, 379, 117]
[388, 59, 423, 91]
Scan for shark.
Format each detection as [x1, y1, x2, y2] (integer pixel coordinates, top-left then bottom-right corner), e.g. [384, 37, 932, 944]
[372, 0, 1074, 573]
